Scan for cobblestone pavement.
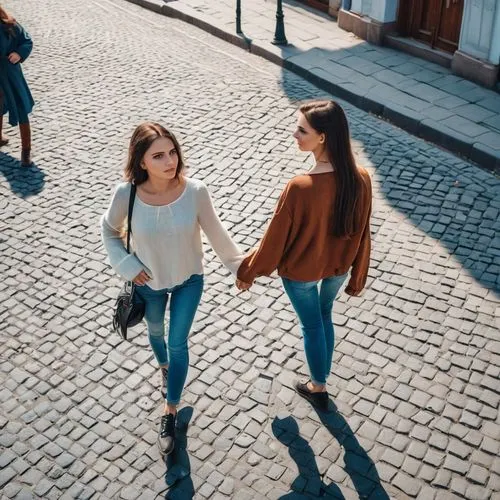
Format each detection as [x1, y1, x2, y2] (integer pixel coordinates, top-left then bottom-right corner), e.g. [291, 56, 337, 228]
[0, 0, 499, 499]
[127, 0, 500, 172]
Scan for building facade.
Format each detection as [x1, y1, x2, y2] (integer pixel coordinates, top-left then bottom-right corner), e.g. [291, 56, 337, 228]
[336, 0, 500, 88]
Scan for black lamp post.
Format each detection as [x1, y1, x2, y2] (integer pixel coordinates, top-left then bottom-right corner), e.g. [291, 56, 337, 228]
[272, 0, 288, 45]
[236, 0, 242, 34]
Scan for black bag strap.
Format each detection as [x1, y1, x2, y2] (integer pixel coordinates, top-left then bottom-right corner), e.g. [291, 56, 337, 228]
[126, 183, 137, 254]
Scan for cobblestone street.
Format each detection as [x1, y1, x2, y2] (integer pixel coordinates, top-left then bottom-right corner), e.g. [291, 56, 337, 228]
[0, 0, 499, 498]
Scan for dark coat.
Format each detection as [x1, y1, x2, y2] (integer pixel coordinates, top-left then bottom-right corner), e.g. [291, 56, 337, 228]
[0, 22, 34, 126]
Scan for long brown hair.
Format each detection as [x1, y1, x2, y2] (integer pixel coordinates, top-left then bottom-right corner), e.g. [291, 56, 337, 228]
[299, 100, 362, 238]
[124, 122, 185, 185]
[0, 5, 16, 37]
[0, 6, 15, 24]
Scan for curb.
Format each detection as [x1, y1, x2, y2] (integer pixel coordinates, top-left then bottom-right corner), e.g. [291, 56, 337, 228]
[123, 0, 499, 176]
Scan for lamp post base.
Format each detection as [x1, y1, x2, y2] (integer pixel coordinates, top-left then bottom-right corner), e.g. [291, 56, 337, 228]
[273, 0, 288, 46]
[272, 35, 288, 45]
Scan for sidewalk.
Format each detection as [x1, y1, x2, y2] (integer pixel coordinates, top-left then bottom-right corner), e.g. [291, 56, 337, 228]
[126, 0, 500, 174]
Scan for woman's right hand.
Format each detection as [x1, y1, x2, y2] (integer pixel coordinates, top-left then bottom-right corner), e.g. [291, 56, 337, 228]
[8, 52, 21, 64]
[133, 270, 151, 286]
[236, 279, 252, 291]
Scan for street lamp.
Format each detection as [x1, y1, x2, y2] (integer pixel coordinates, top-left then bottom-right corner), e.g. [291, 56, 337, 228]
[236, 0, 242, 34]
[272, 0, 288, 45]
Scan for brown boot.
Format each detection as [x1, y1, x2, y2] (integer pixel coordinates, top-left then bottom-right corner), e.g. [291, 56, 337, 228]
[0, 113, 8, 146]
[21, 148, 32, 166]
[20, 122, 32, 166]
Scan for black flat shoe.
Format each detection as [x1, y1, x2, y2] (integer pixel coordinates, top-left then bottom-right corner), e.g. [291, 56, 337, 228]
[160, 367, 168, 399]
[158, 413, 176, 456]
[294, 381, 329, 412]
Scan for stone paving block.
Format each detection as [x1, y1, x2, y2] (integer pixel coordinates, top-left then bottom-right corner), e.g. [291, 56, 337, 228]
[381, 449, 404, 468]
[466, 484, 492, 500]
[0, 467, 17, 488]
[437, 95, 470, 110]
[419, 118, 473, 157]
[441, 116, 491, 138]
[454, 103, 496, 124]
[443, 455, 469, 475]
[431, 469, 452, 489]
[339, 56, 384, 76]
[467, 464, 490, 486]
[482, 114, 500, 134]
[406, 82, 450, 103]
[393, 471, 422, 497]
[474, 132, 500, 155]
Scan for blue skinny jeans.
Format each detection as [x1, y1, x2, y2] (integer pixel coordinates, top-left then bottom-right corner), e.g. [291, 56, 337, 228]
[282, 273, 347, 385]
[135, 274, 203, 405]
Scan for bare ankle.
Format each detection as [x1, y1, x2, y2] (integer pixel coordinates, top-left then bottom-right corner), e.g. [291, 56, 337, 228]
[308, 381, 326, 393]
[164, 403, 177, 415]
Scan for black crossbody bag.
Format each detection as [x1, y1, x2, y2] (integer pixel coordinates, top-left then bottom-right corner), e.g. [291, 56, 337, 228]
[112, 184, 145, 340]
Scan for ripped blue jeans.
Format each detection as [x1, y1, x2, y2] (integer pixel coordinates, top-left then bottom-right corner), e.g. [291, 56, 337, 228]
[135, 274, 203, 405]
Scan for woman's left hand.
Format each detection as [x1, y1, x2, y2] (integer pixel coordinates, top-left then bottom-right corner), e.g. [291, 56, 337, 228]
[345, 285, 362, 296]
[8, 52, 21, 64]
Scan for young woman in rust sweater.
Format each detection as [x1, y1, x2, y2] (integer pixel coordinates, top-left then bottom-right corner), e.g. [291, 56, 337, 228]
[237, 100, 372, 411]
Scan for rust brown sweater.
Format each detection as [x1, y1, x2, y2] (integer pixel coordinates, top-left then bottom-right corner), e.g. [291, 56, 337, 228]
[237, 168, 372, 295]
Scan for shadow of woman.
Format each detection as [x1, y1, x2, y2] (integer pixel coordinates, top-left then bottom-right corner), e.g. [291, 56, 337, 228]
[316, 401, 390, 500]
[272, 415, 345, 499]
[163, 406, 195, 499]
[0, 151, 45, 198]
[273, 401, 390, 500]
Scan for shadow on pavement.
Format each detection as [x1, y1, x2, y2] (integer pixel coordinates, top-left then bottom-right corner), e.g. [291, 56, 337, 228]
[0, 150, 45, 198]
[163, 406, 194, 499]
[316, 402, 390, 499]
[273, 403, 390, 499]
[277, 45, 500, 295]
[272, 415, 345, 499]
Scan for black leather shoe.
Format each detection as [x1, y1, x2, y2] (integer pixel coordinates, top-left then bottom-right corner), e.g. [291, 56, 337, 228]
[158, 413, 176, 456]
[160, 367, 168, 399]
[294, 381, 329, 412]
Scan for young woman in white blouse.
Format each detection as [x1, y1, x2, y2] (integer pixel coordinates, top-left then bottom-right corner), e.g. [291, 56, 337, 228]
[101, 123, 243, 456]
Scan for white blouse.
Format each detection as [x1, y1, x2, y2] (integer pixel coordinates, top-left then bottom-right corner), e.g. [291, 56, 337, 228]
[101, 177, 244, 290]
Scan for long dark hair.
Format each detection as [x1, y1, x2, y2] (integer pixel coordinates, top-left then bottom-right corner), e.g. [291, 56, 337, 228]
[299, 100, 362, 238]
[124, 122, 185, 185]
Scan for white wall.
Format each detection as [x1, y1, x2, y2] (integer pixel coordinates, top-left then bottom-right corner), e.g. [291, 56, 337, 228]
[370, 0, 398, 23]
[459, 0, 497, 62]
[350, 0, 364, 13]
[489, 0, 500, 64]
[349, 0, 398, 23]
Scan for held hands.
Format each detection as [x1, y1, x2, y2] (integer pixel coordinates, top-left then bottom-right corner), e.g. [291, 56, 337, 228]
[133, 270, 151, 286]
[8, 52, 21, 64]
[235, 279, 252, 291]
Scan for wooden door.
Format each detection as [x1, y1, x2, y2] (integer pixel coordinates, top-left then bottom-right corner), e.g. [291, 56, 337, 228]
[296, 0, 329, 14]
[397, 0, 464, 53]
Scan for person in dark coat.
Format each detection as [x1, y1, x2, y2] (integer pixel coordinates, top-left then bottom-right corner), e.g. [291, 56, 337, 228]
[0, 5, 34, 166]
